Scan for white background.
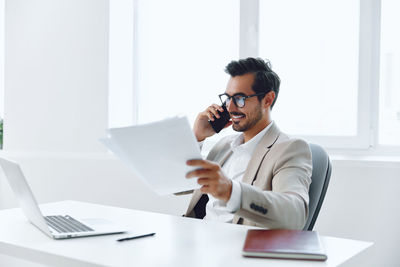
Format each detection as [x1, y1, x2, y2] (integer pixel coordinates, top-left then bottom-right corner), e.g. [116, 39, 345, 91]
[0, 0, 399, 266]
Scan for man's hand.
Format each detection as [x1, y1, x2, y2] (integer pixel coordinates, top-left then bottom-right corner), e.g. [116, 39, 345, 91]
[186, 159, 232, 202]
[193, 104, 232, 142]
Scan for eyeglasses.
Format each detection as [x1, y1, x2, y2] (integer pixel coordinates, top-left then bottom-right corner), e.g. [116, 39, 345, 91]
[218, 92, 266, 108]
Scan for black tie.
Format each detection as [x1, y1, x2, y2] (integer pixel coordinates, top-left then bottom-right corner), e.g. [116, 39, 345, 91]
[193, 194, 209, 219]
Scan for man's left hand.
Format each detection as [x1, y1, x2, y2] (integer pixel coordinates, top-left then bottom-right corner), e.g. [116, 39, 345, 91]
[186, 159, 232, 202]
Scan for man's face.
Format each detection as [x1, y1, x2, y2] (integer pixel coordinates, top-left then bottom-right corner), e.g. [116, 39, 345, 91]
[225, 73, 264, 132]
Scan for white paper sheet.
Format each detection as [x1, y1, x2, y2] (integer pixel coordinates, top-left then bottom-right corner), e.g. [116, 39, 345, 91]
[100, 116, 202, 195]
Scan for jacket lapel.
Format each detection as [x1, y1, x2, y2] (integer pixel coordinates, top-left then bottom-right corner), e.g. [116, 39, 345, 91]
[241, 123, 281, 185]
[232, 123, 281, 224]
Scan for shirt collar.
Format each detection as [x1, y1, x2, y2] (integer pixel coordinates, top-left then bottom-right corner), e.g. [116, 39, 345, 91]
[230, 121, 274, 153]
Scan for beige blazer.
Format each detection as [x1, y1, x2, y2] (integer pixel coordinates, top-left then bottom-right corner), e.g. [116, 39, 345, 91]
[185, 123, 312, 229]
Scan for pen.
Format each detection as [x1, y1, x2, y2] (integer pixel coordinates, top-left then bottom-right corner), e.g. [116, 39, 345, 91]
[116, 232, 156, 242]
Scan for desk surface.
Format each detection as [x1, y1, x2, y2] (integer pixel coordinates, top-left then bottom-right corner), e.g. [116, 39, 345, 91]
[0, 201, 372, 267]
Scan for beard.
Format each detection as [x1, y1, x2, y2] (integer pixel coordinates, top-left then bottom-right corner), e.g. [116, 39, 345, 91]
[231, 104, 263, 132]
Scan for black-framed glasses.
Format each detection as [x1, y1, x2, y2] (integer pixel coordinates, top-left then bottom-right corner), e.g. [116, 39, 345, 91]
[218, 92, 266, 108]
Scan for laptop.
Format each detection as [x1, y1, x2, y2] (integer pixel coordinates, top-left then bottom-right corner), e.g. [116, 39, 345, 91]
[0, 156, 128, 239]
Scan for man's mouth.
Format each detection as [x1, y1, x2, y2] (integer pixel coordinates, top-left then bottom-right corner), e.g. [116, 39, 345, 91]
[230, 113, 245, 123]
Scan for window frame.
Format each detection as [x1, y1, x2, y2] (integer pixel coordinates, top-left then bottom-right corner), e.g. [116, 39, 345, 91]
[244, 0, 400, 154]
[0, 0, 4, 120]
[240, 0, 378, 150]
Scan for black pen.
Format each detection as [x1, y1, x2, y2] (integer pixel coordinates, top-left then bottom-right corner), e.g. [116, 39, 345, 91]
[116, 232, 156, 242]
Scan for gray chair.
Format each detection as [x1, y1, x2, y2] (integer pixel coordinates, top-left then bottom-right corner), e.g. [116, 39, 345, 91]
[303, 143, 332, 231]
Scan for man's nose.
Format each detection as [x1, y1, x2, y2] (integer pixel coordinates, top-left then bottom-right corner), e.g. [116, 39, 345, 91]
[226, 98, 237, 113]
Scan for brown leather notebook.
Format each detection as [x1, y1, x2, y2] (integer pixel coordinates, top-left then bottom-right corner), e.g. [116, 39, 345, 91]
[242, 229, 327, 261]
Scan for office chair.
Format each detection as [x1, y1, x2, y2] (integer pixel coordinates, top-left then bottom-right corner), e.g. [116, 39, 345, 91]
[303, 143, 332, 231]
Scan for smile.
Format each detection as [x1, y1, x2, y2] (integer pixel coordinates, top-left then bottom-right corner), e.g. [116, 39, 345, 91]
[231, 114, 245, 122]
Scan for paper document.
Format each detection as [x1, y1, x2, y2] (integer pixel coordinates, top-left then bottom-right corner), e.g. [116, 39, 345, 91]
[100, 117, 202, 195]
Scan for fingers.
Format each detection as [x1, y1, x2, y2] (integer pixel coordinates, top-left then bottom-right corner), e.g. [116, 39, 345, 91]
[206, 104, 224, 121]
[197, 180, 215, 194]
[185, 160, 219, 180]
[200, 185, 211, 194]
[186, 168, 215, 179]
[211, 104, 224, 113]
[186, 159, 231, 202]
[186, 159, 218, 169]
[197, 177, 211, 185]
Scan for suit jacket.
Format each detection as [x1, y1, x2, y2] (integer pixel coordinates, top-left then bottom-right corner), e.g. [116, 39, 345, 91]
[185, 123, 312, 229]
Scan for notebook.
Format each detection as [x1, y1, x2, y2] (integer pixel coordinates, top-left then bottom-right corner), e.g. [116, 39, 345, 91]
[242, 229, 327, 261]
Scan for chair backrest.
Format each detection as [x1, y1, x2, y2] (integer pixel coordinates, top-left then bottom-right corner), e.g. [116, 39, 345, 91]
[303, 143, 332, 231]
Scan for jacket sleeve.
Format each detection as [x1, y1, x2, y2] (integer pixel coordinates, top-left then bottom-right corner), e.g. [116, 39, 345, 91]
[235, 139, 312, 229]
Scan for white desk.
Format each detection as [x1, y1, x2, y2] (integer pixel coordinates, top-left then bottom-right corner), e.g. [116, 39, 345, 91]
[0, 201, 372, 267]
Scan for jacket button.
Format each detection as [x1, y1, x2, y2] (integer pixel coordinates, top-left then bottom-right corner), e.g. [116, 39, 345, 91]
[262, 208, 268, 214]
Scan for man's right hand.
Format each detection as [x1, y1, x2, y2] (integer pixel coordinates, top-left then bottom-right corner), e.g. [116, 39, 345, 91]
[193, 104, 232, 142]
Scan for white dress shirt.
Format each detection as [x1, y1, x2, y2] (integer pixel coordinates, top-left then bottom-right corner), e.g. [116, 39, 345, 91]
[203, 121, 274, 222]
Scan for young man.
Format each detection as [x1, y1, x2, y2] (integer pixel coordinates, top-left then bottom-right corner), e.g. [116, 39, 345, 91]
[185, 58, 312, 229]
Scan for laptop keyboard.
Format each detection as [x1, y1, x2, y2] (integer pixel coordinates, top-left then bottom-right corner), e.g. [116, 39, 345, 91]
[45, 215, 94, 233]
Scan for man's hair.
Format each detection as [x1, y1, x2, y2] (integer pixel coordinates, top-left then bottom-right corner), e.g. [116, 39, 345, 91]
[224, 57, 280, 108]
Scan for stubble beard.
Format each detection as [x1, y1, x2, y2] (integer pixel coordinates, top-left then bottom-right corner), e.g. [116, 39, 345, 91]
[232, 104, 263, 132]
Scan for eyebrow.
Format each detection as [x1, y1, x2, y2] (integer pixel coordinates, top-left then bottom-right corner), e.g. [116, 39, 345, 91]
[224, 92, 249, 97]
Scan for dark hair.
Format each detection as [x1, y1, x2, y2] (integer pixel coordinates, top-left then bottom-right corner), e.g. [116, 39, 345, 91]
[224, 57, 280, 108]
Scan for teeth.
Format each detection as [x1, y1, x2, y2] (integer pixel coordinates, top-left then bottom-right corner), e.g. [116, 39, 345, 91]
[232, 115, 244, 119]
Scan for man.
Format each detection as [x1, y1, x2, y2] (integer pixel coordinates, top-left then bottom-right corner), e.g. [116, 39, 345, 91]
[185, 57, 312, 229]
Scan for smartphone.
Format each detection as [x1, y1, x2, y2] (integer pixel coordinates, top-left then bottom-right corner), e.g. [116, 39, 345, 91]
[208, 105, 230, 133]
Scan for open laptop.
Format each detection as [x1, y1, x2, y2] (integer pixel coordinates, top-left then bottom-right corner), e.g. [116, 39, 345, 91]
[0, 156, 128, 239]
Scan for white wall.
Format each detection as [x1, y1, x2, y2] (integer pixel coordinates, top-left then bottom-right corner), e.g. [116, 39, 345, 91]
[314, 160, 400, 267]
[0, 0, 191, 221]
[1, 1, 400, 267]
[4, 0, 108, 153]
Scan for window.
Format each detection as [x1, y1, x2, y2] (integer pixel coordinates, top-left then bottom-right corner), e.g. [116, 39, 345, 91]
[0, 0, 4, 149]
[109, 0, 135, 128]
[135, 0, 239, 126]
[108, 0, 400, 153]
[379, 0, 400, 146]
[259, 0, 359, 137]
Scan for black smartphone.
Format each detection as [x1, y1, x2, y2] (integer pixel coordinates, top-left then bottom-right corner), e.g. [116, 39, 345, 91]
[208, 105, 230, 133]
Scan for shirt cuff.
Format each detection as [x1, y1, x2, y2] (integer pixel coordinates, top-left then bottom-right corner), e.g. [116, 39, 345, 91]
[226, 180, 241, 212]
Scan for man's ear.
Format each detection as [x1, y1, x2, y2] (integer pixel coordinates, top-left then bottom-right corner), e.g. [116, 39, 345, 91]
[263, 91, 275, 109]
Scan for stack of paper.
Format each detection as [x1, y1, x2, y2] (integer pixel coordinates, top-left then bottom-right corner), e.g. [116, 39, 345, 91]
[100, 116, 202, 195]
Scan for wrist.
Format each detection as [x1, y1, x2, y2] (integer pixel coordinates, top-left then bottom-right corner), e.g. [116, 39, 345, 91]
[226, 180, 241, 212]
[224, 180, 233, 202]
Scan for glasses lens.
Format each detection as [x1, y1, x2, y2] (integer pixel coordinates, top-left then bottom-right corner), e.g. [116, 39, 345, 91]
[234, 95, 245, 108]
[220, 94, 229, 105]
